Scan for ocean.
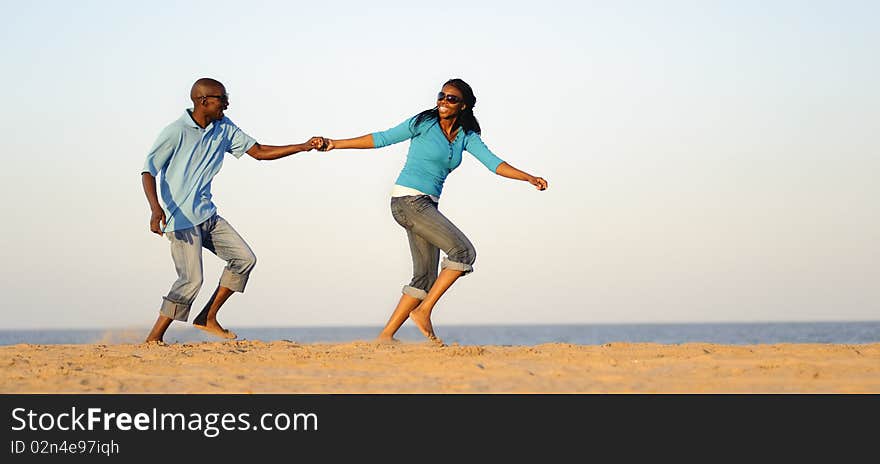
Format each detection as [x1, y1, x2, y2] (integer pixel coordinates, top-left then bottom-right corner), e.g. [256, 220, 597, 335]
[1, 321, 878, 346]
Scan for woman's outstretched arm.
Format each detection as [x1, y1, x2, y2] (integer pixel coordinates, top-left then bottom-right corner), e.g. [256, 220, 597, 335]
[322, 134, 375, 151]
[495, 162, 548, 190]
[323, 117, 419, 152]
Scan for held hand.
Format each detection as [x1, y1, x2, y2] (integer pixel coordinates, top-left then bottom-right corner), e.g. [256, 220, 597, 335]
[529, 176, 548, 191]
[306, 137, 325, 151]
[149, 209, 166, 236]
[318, 138, 335, 152]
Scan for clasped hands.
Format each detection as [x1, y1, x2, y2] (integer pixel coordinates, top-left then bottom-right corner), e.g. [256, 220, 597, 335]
[304, 137, 335, 152]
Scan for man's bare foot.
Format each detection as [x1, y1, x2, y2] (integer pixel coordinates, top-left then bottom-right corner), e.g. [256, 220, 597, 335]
[193, 321, 237, 340]
[409, 307, 442, 344]
[374, 335, 401, 345]
[143, 339, 167, 346]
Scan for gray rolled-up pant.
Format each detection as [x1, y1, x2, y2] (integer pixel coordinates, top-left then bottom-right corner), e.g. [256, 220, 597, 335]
[390, 195, 476, 300]
[159, 214, 257, 321]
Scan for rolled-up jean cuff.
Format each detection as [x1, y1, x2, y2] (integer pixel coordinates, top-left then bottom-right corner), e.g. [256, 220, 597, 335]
[160, 297, 191, 321]
[441, 258, 474, 274]
[219, 269, 249, 293]
[402, 285, 428, 300]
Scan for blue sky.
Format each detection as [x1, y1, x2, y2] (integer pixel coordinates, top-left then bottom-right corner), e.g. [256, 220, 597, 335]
[1, 0, 877, 329]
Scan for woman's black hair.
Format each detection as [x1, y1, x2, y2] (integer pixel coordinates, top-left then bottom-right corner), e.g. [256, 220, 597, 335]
[412, 78, 481, 135]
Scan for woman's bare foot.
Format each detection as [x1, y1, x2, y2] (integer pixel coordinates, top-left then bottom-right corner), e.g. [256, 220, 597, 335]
[409, 306, 443, 344]
[374, 335, 401, 345]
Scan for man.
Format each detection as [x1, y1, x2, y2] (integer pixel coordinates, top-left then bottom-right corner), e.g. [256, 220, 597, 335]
[141, 77, 323, 344]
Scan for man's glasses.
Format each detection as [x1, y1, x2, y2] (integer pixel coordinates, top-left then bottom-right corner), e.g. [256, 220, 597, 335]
[437, 92, 462, 104]
[201, 94, 229, 102]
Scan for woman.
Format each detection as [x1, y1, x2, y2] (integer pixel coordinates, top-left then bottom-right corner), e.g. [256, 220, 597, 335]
[320, 78, 548, 344]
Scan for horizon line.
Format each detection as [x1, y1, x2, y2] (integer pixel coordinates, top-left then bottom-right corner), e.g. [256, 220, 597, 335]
[2, 319, 879, 332]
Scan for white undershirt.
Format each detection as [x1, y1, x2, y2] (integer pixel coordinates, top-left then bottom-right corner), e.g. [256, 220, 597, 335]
[390, 184, 439, 203]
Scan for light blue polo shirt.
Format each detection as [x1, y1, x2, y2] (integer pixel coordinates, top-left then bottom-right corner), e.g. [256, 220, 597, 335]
[372, 115, 504, 198]
[142, 109, 257, 232]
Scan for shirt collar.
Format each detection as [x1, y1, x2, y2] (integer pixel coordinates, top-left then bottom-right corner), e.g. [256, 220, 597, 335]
[433, 118, 463, 142]
[180, 108, 219, 131]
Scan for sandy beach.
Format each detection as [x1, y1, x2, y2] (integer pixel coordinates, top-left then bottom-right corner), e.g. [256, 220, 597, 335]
[1, 341, 878, 393]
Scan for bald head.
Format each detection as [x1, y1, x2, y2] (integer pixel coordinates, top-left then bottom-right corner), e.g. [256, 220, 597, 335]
[190, 78, 226, 103]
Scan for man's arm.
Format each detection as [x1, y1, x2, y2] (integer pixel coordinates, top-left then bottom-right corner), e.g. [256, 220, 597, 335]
[246, 137, 325, 161]
[141, 172, 167, 236]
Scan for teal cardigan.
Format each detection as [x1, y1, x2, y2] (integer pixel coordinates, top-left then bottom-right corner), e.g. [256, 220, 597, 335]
[372, 115, 504, 197]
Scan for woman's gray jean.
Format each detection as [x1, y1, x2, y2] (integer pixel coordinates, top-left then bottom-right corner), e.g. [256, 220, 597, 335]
[390, 195, 476, 300]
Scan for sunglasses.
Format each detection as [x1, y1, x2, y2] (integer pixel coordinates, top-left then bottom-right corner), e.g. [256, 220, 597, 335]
[201, 94, 229, 102]
[437, 92, 463, 104]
